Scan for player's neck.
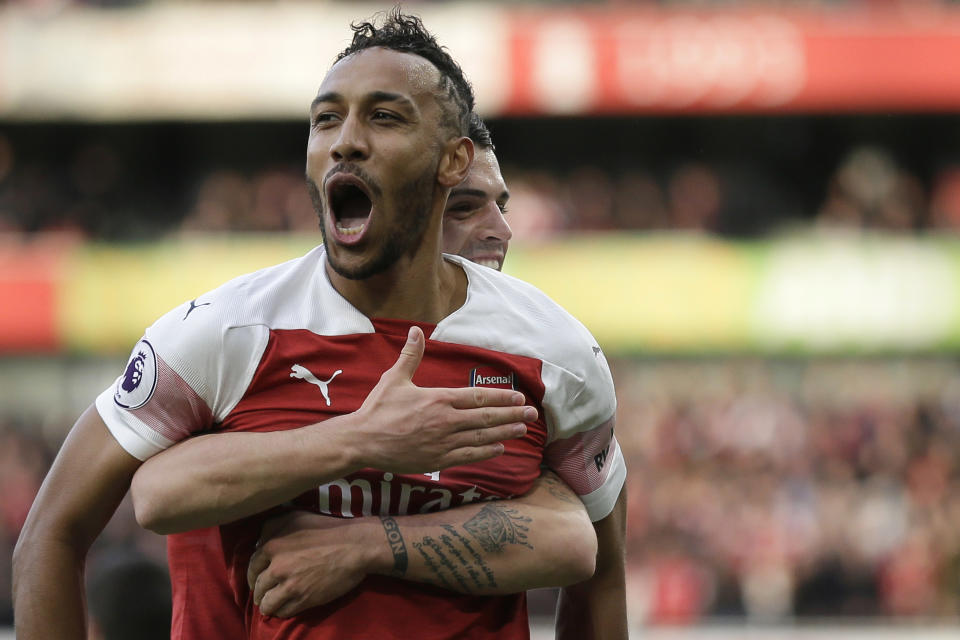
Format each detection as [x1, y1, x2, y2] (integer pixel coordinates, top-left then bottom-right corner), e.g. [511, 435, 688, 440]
[325, 247, 467, 324]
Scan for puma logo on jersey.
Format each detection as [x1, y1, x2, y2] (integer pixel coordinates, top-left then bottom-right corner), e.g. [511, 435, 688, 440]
[183, 299, 211, 320]
[290, 364, 342, 406]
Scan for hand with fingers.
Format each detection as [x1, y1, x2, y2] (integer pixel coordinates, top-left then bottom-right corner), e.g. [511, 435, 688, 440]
[350, 326, 537, 473]
[248, 511, 375, 618]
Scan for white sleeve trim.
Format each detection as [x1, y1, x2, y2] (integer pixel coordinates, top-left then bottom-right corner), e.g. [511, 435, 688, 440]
[95, 385, 175, 461]
[579, 440, 626, 522]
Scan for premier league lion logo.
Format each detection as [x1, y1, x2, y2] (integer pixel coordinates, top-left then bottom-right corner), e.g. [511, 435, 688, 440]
[121, 351, 147, 392]
[114, 339, 157, 409]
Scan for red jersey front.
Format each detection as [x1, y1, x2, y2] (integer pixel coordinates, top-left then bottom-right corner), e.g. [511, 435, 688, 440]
[97, 247, 625, 640]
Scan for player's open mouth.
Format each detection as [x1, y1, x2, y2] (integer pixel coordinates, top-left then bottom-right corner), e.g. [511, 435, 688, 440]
[326, 174, 374, 244]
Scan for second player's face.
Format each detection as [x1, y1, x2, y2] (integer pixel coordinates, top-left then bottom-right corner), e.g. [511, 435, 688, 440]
[442, 149, 512, 271]
[305, 47, 448, 280]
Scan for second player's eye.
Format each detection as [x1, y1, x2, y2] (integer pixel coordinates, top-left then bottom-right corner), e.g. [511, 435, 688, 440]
[446, 202, 479, 217]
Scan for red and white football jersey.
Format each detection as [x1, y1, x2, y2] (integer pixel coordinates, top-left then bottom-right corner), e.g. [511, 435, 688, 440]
[97, 247, 625, 640]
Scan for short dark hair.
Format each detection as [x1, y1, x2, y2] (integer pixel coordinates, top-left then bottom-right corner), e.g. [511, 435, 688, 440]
[467, 112, 495, 151]
[336, 8, 474, 137]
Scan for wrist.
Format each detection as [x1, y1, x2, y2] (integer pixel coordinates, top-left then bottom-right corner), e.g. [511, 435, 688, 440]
[370, 515, 407, 577]
[303, 411, 367, 478]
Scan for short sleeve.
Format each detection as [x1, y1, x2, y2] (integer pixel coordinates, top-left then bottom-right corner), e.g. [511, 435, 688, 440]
[95, 294, 268, 461]
[541, 347, 625, 522]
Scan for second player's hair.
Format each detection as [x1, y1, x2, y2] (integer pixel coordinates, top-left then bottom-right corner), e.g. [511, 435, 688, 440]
[467, 112, 495, 152]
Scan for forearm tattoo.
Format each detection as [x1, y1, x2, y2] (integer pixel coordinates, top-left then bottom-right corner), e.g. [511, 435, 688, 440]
[414, 537, 471, 592]
[380, 516, 408, 576]
[409, 503, 534, 593]
[441, 524, 496, 589]
[463, 503, 533, 553]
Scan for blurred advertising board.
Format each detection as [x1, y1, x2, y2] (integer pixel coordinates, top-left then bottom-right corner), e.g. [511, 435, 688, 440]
[1, 233, 958, 355]
[1, 3, 959, 119]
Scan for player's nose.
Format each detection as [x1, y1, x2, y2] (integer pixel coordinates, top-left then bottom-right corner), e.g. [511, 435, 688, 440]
[483, 205, 513, 242]
[330, 115, 370, 162]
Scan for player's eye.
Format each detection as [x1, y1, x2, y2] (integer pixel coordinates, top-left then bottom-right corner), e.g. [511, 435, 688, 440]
[311, 112, 339, 127]
[372, 110, 400, 122]
[497, 203, 509, 215]
[446, 202, 478, 217]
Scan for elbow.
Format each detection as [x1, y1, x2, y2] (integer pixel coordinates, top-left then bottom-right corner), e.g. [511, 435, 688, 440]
[12, 529, 36, 605]
[555, 546, 597, 588]
[557, 515, 599, 586]
[133, 500, 177, 536]
[571, 529, 600, 585]
[132, 496, 165, 534]
[130, 474, 176, 535]
[12, 512, 79, 596]
[11, 530, 31, 591]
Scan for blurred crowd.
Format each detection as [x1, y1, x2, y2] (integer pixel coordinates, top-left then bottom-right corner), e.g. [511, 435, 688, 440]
[1, 127, 960, 240]
[502, 145, 960, 239]
[3, 359, 960, 625]
[0, 418, 167, 630]
[615, 358, 960, 624]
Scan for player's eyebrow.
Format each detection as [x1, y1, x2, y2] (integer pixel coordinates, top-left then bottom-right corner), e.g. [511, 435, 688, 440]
[311, 91, 416, 113]
[449, 187, 511, 202]
[311, 92, 341, 112]
[449, 188, 487, 199]
[367, 91, 416, 111]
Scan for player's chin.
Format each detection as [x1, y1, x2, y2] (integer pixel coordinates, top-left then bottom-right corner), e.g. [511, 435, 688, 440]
[326, 251, 373, 280]
[326, 241, 398, 281]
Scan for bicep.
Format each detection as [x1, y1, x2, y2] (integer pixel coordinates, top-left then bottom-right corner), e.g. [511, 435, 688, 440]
[25, 404, 142, 546]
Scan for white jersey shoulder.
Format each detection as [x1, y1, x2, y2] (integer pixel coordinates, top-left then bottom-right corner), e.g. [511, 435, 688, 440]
[436, 255, 617, 443]
[437, 256, 623, 521]
[96, 246, 372, 459]
[143, 246, 370, 418]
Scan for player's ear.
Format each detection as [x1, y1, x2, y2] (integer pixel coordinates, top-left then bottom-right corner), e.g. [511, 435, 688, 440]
[437, 136, 473, 188]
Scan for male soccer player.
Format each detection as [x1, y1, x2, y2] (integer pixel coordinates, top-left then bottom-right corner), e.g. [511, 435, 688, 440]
[128, 112, 574, 636]
[15, 10, 626, 640]
[12, 113, 596, 640]
[442, 112, 512, 272]
[128, 13, 626, 638]
[133, 113, 580, 629]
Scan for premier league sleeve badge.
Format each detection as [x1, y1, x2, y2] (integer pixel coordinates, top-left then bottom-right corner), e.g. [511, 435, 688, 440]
[114, 339, 158, 410]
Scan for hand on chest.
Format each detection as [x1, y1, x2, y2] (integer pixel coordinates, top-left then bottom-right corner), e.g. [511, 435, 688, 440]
[227, 329, 549, 511]
[232, 330, 545, 433]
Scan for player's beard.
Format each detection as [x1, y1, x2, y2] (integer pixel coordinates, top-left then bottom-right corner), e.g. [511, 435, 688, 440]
[306, 165, 436, 281]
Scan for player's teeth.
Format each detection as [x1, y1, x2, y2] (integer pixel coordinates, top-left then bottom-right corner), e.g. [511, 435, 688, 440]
[335, 222, 366, 235]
